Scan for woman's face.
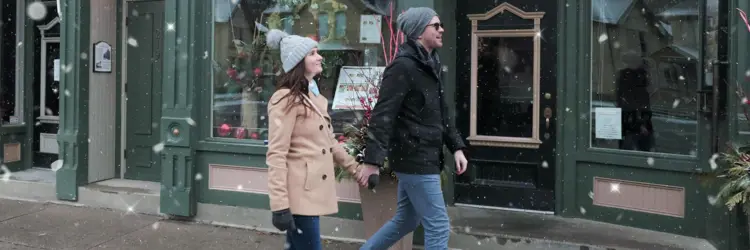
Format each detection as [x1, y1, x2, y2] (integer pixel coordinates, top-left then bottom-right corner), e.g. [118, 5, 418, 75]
[304, 48, 323, 76]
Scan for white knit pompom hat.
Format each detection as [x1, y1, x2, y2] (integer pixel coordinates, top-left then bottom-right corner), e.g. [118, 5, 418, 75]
[255, 22, 318, 73]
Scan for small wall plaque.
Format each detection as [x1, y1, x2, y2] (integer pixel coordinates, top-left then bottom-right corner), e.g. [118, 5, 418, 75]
[93, 41, 112, 73]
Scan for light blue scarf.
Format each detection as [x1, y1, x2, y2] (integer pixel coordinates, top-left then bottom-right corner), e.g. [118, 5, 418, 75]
[309, 79, 320, 96]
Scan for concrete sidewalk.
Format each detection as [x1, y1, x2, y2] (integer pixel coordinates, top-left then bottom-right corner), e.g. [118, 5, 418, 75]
[0, 198, 360, 249]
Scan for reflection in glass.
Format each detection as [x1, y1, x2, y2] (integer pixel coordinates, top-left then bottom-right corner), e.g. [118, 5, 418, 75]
[211, 0, 366, 140]
[476, 36, 534, 138]
[590, 0, 715, 155]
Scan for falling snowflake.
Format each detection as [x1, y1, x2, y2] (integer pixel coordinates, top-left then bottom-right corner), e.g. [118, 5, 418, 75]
[615, 213, 624, 221]
[672, 99, 680, 108]
[708, 195, 718, 205]
[80, 53, 88, 60]
[597, 34, 608, 43]
[541, 161, 549, 168]
[166, 22, 175, 31]
[588, 191, 594, 199]
[51, 160, 63, 172]
[646, 157, 654, 166]
[610, 183, 620, 193]
[152, 142, 165, 153]
[151, 222, 160, 230]
[709, 153, 719, 170]
[1, 165, 11, 182]
[127, 37, 139, 47]
[185, 117, 196, 126]
[27, 2, 47, 21]
[203, 51, 209, 59]
[195, 173, 203, 181]
[237, 185, 243, 190]
[579, 206, 587, 215]
[61, 64, 73, 74]
[296, 228, 303, 234]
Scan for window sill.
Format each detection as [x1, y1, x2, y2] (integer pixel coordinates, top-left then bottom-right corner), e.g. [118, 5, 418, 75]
[196, 138, 267, 155]
[467, 135, 542, 149]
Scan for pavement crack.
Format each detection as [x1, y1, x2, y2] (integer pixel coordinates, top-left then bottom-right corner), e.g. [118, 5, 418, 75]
[0, 239, 51, 250]
[0, 202, 50, 223]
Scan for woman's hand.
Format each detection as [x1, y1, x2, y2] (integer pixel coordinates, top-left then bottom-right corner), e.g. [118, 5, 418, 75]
[357, 164, 380, 187]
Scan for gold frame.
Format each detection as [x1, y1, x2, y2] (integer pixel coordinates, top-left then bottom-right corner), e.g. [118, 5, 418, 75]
[466, 3, 545, 149]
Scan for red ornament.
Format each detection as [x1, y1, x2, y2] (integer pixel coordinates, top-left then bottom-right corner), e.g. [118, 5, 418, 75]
[226, 68, 238, 79]
[250, 132, 259, 139]
[234, 127, 247, 139]
[253, 68, 262, 77]
[218, 124, 231, 137]
[338, 135, 346, 143]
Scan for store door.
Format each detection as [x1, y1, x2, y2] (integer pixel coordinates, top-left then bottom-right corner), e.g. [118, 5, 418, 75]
[454, 1, 558, 211]
[124, 0, 164, 182]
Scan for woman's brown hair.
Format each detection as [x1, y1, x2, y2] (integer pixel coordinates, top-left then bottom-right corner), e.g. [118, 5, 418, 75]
[271, 62, 314, 113]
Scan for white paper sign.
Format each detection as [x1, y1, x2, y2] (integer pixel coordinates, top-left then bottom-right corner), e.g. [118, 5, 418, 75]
[93, 41, 112, 73]
[332, 66, 385, 110]
[594, 107, 622, 140]
[359, 15, 382, 44]
[53, 59, 60, 81]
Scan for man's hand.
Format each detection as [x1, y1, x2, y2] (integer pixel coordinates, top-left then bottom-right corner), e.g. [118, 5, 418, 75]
[454, 150, 468, 175]
[357, 164, 380, 187]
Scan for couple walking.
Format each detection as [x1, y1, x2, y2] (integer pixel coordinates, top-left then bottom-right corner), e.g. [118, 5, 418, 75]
[263, 7, 468, 250]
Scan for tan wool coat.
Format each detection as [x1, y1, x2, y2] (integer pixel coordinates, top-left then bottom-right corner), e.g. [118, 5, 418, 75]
[266, 88, 361, 216]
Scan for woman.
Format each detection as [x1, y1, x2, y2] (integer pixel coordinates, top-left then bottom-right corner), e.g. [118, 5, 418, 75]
[262, 27, 368, 250]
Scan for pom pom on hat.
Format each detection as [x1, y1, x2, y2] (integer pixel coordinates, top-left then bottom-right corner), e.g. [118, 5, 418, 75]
[265, 29, 289, 50]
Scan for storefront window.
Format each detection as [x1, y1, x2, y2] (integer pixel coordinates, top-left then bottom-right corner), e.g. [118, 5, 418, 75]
[1, 1, 19, 125]
[211, 0, 386, 141]
[590, 0, 715, 155]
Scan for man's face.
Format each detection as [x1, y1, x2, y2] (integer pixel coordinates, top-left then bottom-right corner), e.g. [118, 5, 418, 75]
[419, 16, 444, 50]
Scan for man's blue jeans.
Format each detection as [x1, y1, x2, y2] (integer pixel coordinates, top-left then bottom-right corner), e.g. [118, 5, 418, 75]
[360, 173, 450, 250]
[286, 215, 322, 250]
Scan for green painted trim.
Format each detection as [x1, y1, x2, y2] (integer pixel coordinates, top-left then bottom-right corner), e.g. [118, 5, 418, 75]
[195, 140, 268, 155]
[558, 0, 582, 216]
[159, 0, 213, 217]
[22, 0, 36, 171]
[114, 0, 123, 178]
[56, 0, 91, 201]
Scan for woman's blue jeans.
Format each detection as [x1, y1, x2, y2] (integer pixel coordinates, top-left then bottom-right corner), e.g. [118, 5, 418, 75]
[286, 215, 322, 250]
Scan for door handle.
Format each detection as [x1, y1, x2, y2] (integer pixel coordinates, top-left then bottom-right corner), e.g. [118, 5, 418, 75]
[544, 107, 552, 129]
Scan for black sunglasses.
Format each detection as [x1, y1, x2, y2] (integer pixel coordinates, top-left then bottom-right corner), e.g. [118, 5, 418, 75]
[427, 22, 444, 29]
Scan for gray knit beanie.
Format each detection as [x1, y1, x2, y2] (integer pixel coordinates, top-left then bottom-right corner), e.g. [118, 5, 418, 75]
[397, 7, 438, 40]
[255, 22, 318, 73]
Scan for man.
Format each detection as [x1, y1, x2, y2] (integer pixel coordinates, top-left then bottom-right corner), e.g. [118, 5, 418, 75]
[357, 7, 468, 250]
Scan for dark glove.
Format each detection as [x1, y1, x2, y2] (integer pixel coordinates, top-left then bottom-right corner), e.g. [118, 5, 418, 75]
[271, 208, 295, 232]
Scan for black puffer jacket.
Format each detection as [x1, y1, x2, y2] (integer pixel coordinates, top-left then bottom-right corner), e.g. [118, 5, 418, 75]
[363, 40, 466, 175]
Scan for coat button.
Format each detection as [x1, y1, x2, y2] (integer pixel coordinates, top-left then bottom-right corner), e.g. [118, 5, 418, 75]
[319, 125, 324, 130]
[322, 148, 326, 154]
[330, 147, 333, 152]
[322, 174, 327, 180]
[328, 124, 331, 128]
